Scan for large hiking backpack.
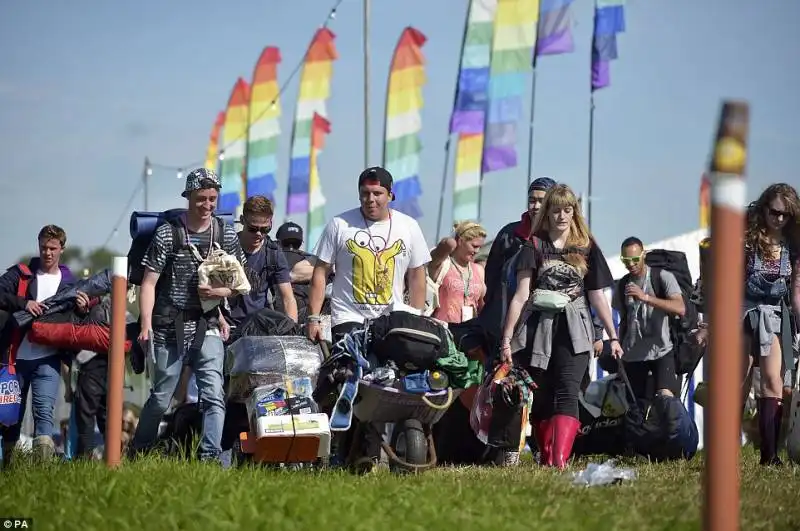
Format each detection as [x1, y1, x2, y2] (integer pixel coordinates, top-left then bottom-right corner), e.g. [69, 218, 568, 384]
[617, 249, 700, 375]
[127, 209, 234, 286]
[368, 311, 450, 372]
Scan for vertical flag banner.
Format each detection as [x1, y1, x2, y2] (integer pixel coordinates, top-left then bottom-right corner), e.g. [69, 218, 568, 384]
[219, 78, 251, 213]
[536, 0, 575, 57]
[204, 111, 225, 173]
[247, 46, 282, 202]
[482, 0, 539, 174]
[307, 113, 332, 250]
[591, 0, 626, 91]
[700, 172, 711, 229]
[450, 0, 498, 222]
[382, 27, 427, 219]
[287, 28, 338, 219]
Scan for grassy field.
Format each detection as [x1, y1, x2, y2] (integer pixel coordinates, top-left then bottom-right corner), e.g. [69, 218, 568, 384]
[1, 446, 799, 531]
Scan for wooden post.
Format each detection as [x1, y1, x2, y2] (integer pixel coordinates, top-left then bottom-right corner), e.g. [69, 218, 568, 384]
[704, 100, 749, 531]
[105, 256, 128, 468]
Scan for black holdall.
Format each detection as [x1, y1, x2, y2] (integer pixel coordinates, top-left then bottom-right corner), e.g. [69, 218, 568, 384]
[368, 311, 449, 372]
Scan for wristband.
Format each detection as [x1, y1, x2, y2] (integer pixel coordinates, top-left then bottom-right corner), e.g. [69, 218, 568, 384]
[307, 315, 322, 323]
[610, 338, 620, 343]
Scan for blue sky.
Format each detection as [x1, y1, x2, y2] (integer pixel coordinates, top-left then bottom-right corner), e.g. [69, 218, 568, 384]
[1, 0, 798, 269]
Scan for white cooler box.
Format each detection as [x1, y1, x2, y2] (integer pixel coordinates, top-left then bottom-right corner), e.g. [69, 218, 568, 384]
[240, 413, 331, 463]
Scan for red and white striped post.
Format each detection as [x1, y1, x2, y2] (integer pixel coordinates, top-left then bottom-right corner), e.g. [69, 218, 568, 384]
[704, 100, 749, 531]
[105, 256, 128, 468]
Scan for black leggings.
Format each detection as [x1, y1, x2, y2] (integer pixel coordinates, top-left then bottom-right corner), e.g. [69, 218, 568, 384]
[515, 315, 590, 420]
[623, 354, 679, 400]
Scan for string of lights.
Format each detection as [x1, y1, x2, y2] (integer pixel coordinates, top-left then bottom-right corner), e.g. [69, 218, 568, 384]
[102, 0, 345, 247]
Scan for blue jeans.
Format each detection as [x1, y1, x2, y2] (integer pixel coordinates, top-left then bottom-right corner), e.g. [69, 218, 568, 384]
[3, 356, 62, 442]
[131, 334, 226, 460]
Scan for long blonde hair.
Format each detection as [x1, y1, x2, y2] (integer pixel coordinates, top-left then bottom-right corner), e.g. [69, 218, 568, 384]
[530, 184, 592, 275]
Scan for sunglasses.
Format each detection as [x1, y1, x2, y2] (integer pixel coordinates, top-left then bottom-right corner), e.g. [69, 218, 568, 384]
[621, 255, 643, 265]
[768, 208, 790, 219]
[245, 225, 270, 235]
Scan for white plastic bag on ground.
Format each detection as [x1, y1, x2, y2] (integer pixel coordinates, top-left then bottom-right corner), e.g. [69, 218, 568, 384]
[572, 460, 637, 487]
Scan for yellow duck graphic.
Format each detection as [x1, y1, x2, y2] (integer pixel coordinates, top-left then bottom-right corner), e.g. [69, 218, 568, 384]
[346, 230, 406, 305]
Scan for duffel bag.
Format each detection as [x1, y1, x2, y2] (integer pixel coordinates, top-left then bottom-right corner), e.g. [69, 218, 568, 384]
[369, 311, 449, 371]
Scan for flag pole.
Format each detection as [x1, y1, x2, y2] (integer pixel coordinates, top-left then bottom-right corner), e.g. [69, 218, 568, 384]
[436, 2, 472, 241]
[363, 0, 371, 168]
[526, 60, 539, 191]
[587, 92, 595, 230]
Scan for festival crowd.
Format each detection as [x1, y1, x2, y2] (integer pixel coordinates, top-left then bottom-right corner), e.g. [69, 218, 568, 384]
[0, 166, 797, 470]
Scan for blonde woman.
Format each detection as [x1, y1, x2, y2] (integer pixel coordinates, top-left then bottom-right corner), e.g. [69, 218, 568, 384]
[428, 221, 487, 324]
[500, 184, 621, 469]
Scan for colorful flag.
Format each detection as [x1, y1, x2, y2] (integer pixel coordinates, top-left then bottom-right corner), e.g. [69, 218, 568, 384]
[383, 27, 427, 219]
[591, 0, 626, 91]
[536, 0, 575, 57]
[482, 0, 540, 174]
[204, 111, 225, 173]
[307, 113, 331, 250]
[450, 0, 498, 222]
[218, 78, 250, 214]
[287, 29, 338, 219]
[700, 173, 711, 229]
[247, 46, 282, 203]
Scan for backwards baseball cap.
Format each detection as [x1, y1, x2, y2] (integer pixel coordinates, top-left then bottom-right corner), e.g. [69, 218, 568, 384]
[182, 168, 221, 198]
[528, 176, 557, 194]
[276, 221, 304, 243]
[358, 166, 395, 199]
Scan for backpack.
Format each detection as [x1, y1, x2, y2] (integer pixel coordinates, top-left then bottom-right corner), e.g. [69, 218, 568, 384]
[617, 249, 700, 375]
[368, 311, 450, 372]
[127, 209, 230, 287]
[0, 263, 33, 427]
[423, 259, 451, 317]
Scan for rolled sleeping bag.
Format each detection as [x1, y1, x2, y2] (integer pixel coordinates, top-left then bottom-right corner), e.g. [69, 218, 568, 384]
[129, 209, 236, 239]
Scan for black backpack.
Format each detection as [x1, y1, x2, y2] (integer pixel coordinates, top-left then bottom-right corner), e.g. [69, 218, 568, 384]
[617, 249, 700, 375]
[368, 311, 450, 372]
[127, 209, 225, 287]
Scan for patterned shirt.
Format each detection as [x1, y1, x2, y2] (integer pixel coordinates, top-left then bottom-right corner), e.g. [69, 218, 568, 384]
[142, 219, 246, 351]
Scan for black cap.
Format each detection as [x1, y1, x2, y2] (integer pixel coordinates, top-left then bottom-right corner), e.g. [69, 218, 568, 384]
[358, 166, 393, 192]
[528, 177, 557, 194]
[276, 221, 303, 244]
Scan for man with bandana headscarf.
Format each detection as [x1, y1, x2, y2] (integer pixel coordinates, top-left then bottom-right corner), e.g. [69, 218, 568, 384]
[479, 177, 557, 345]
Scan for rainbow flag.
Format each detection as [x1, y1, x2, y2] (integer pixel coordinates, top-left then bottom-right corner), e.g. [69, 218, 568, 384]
[307, 113, 332, 250]
[218, 78, 250, 213]
[247, 46, 282, 203]
[286, 28, 338, 219]
[383, 27, 427, 219]
[482, 0, 539, 174]
[450, 0, 498, 222]
[536, 0, 575, 57]
[204, 111, 225, 173]
[700, 173, 710, 229]
[591, 0, 626, 91]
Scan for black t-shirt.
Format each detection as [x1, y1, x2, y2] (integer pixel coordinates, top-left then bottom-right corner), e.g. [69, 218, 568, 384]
[516, 235, 613, 296]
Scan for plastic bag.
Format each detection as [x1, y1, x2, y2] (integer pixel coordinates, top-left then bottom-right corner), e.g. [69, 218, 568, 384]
[572, 459, 637, 487]
[197, 247, 250, 312]
[225, 335, 324, 403]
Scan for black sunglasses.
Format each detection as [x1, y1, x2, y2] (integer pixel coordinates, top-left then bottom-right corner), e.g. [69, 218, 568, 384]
[768, 208, 790, 218]
[245, 225, 270, 235]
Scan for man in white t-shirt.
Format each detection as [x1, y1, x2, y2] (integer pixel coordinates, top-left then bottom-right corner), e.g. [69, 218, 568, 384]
[306, 166, 431, 343]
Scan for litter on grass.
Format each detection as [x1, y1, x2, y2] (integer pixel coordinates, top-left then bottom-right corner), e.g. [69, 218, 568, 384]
[571, 460, 637, 487]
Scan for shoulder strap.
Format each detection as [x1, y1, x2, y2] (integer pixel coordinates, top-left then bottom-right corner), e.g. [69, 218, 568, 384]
[168, 219, 184, 255]
[434, 258, 451, 285]
[214, 217, 225, 247]
[7, 264, 34, 374]
[650, 266, 667, 300]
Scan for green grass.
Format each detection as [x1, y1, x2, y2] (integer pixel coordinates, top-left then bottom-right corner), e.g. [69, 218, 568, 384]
[1, 447, 799, 531]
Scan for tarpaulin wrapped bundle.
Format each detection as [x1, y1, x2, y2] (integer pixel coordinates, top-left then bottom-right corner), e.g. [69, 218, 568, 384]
[12, 269, 114, 329]
[225, 335, 325, 403]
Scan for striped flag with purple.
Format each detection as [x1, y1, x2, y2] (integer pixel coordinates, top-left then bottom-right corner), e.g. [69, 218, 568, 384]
[591, 0, 626, 91]
[536, 0, 575, 58]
